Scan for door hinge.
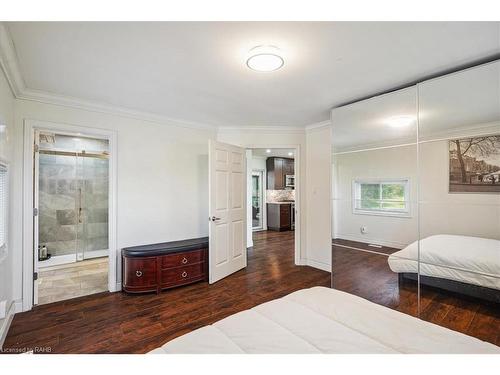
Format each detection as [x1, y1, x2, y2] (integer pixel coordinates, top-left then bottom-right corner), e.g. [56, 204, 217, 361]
[33, 207, 38, 216]
[33, 272, 38, 281]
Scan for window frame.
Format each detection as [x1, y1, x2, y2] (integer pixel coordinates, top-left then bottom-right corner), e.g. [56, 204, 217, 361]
[352, 178, 411, 218]
[0, 160, 8, 263]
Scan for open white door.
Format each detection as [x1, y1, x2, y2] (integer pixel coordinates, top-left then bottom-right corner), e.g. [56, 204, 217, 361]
[208, 140, 247, 283]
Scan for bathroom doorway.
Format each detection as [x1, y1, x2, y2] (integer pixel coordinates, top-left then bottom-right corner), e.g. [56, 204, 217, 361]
[34, 131, 110, 305]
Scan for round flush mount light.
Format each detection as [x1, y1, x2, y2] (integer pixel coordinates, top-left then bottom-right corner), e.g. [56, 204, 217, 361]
[288, 152, 293, 156]
[266, 149, 272, 153]
[386, 115, 415, 128]
[246, 45, 284, 72]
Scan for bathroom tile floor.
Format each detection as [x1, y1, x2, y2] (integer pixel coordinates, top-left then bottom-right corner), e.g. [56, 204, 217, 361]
[37, 257, 108, 305]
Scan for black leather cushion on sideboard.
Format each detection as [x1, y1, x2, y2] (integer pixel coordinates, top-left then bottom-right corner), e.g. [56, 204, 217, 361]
[122, 237, 209, 257]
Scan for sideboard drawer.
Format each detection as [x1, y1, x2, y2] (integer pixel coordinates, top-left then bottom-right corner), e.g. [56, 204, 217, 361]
[123, 257, 158, 288]
[161, 263, 205, 286]
[161, 249, 205, 269]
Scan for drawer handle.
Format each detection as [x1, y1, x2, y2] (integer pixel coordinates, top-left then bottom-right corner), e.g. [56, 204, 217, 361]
[135, 270, 143, 277]
[181, 257, 188, 264]
[181, 271, 188, 278]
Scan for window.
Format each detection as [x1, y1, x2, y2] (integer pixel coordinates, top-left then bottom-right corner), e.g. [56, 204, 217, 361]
[0, 162, 7, 259]
[353, 179, 410, 217]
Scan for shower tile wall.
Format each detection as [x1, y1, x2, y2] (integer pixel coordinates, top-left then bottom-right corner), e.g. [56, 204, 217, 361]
[38, 134, 109, 259]
[39, 153, 78, 256]
[81, 156, 109, 253]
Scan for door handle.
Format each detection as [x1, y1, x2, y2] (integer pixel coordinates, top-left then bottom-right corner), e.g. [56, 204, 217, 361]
[209, 216, 221, 222]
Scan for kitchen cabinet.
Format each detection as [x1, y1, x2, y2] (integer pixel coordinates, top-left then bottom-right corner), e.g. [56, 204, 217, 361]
[267, 157, 294, 190]
[267, 203, 292, 231]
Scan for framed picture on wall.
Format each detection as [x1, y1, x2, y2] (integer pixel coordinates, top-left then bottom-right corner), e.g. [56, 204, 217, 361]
[449, 134, 500, 193]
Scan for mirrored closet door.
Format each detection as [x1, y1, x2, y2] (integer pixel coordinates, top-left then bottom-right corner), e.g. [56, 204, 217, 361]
[416, 61, 500, 338]
[331, 86, 419, 317]
[331, 59, 499, 344]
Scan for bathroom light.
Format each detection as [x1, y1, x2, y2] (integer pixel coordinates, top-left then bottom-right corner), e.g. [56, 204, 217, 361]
[246, 46, 284, 72]
[386, 115, 415, 128]
[266, 149, 271, 153]
[288, 152, 293, 156]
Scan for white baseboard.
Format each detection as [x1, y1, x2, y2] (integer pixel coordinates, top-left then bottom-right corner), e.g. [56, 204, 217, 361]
[0, 301, 16, 349]
[111, 282, 122, 292]
[306, 259, 331, 272]
[295, 258, 307, 266]
[333, 233, 408, 249]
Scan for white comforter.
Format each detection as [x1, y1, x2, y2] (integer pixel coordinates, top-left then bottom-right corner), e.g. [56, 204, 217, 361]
[388, 235, 500, 290]
[149, 287, 499, 354]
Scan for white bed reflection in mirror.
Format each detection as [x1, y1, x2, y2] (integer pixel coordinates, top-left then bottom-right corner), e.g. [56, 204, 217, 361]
[405, 61, 500, 312]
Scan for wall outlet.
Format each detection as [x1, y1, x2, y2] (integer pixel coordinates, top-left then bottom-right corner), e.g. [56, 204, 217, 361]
[360, 226, 368, 234]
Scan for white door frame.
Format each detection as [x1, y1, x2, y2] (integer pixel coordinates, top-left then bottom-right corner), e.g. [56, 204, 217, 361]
[246, 145, 302, 266]
[22, 119, 118, 311]
[251, 169, 266, 231]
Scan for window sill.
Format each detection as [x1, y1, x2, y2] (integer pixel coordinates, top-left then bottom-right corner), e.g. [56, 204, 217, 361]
[352, 209, 412, 218]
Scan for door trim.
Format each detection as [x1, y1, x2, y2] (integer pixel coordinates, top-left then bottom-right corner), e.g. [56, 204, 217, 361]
[251, 170, 265, 231]
[22, 119, 118, 311]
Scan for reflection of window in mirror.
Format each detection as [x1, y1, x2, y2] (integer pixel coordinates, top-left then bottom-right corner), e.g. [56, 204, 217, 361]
[353, 179, 410, 217]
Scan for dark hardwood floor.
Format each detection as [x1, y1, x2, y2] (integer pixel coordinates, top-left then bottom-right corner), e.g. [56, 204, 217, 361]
[332, 239, 500, 346]
[4, 233, 498, 353]
[4, 230, 330, 354]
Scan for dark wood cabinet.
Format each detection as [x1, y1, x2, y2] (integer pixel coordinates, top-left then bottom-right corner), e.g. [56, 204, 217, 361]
[266, 157, 294, 190]
[122, 237, 208, 294]
[267, 203, 292, 231]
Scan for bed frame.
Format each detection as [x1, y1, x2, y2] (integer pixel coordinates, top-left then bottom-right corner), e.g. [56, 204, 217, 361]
[399, 273, 500, 304]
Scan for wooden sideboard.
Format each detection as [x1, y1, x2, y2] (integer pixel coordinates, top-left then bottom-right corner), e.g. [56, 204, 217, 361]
[122, 237, 208, 294]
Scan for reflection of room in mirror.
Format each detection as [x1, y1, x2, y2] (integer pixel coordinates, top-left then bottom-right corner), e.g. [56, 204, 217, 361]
[331, 60, 500, 345]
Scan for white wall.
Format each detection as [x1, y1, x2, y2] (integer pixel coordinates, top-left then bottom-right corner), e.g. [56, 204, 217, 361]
[0, 65, 15, 347]
[333, 141, 500, 248]
[305, 126, 332, 271]
[251, 156, 267, 171]
[333, 144, 418, 248]
[10, 99, 216, 308]
[419, 140, 500, 240]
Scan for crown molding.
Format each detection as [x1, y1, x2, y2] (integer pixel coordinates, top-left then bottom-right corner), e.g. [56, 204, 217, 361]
[0, 22, 321, 134]
[16, 87, 216, 131]
[0, 22, 216, 132]
[0, 23, 25, 97]
[217, 125, 306, 134]
[305, 120, 331, 132]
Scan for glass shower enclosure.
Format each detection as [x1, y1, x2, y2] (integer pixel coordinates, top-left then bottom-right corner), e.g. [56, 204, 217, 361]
[37, 133, 109, 268]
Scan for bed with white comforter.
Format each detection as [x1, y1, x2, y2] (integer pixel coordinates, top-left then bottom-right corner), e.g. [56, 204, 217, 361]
[388, 235, 500, 290]
[149, 287, 499, 354]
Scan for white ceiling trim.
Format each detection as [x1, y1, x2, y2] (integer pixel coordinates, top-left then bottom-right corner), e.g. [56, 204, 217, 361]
[0, 23, 316, 134]
[0, 23, 24, 97]
[0, 23, 217, 132]
[305, 120, 331, 132]
[217, 126, 305, 134]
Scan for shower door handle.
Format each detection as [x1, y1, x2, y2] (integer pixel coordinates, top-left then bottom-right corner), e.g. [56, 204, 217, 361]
[78, 188, 83, 223]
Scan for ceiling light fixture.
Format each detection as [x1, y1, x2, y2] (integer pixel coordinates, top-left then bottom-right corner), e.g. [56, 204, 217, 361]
[246, 45, 284, 72]
[386, 115, 415, 128]
[288, 152, 293, 156]
[266, 149, 271, 153]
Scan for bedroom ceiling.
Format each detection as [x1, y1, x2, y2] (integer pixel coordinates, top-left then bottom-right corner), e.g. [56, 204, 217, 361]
[4, 22, 500, 128]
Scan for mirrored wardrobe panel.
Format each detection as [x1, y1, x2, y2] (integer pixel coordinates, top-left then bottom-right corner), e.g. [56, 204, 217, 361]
[417, 61, 500, 340]
[331, 86, 419, 317]
[331, 59, 500, 345]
